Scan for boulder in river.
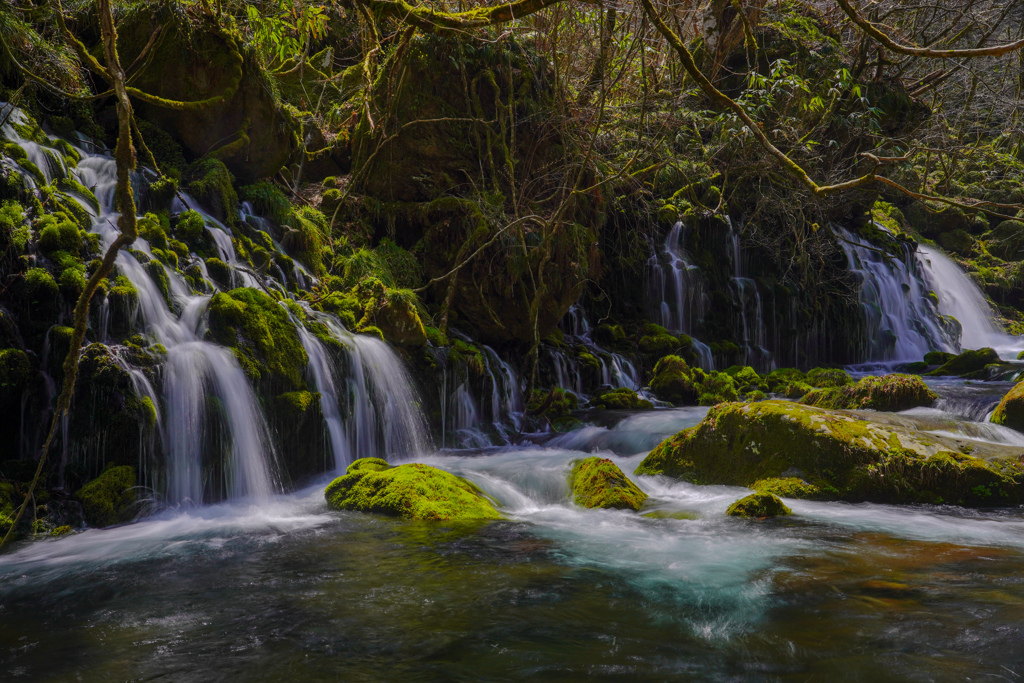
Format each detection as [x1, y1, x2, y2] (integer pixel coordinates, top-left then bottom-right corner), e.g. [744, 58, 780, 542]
[635, 400, 1024, 506]
[800, 373, 937, 411]
[325, 458, 501, 521]
[991, 382, 1024, 433]
[74, 465, 138, 528]
[927, 348, 1000, 377]
[569, 457, 648, 511]
[726, 492, 791, 518]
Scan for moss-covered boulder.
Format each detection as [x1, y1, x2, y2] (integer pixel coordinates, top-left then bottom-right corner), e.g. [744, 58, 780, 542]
[726, 492, 791, 518]
[801, 374, 937, 411]
[805, 367, 854, 388]
[569, 457, 647, 511]
[991, 382, 1024, 433]
[527, 387, 578, 420]
[352, 279, 427, 347]
[927, 348, 1000, 376]
[206, 288, 307, 391]
[590, 388, 653, 410]
[74, 465, 137, 528]
[324, 458, 501, 521]
[649, 355, 738, 406]
[635, 401, 1024, 506]
[118, 8, 298, 182]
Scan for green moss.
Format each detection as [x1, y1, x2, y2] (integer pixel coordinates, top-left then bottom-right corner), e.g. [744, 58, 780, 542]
[928, 348, 1000, 377]
[36, 213, 82, 255]
[805, 367, 853, 388]
[276, 390, 315, 418]
[639, 324, 681, 357]
[569, 457, 648, 511]
[991, 381, 1024, 433]
[592, 323, 626, 348]
[801, 374, 937, 411]
[324, 459, 501, 521]
[206, 288, 308, 390]
[74, 465, 137, 528]
[649, 355, 738, 406]
[635, 400, 1024, 506]
[924, 351, 955, 366]
[724, 365, 761, 386]
[590, 388, 653, 410]
[765, 368, 805, 392]
[527, 387, 578, 419]
[175, 209, 206, 243]
[184, 157, 238, 222]
[752, 477, 825, 499]
[58, 267, 86, 299]
[24, 267, 58, 302]
[205, 257, 232, 288]
[239, 180, 293, 226]
[726, 492, 791, 518]
[0, 348, 31, 403]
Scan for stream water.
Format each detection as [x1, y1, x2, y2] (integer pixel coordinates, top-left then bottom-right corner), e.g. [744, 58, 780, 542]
[4, 384, 1024, 680]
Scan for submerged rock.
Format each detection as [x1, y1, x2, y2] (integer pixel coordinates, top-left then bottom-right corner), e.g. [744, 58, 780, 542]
[74, 465, 137, 528]
[991, 382, 1024, 433]
[726, 492, 791, 518]
[569, 457, 648, 511]
[635, 400, 1024, 506]
[324, 458, 501, 521]
[801, 374, 937, 411]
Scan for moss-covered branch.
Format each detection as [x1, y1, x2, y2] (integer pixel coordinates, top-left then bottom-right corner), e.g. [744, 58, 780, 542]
[356, 0, 575, 34]
[835, 0, 1024, 59]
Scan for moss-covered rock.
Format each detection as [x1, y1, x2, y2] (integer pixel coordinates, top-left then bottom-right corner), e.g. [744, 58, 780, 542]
[590, 388, 653, 410]
[324, 459, 501, 521]
[74, 465, 137, 528]
[751, 477, 825, 499]
[991, 381, 1024, 433]
[569, 457, 647, 511]
[36, 213, 82, 255]
[120, 8, 298, 182]
[635, 400, 1024, 506]
[923, 351, 955, 366]
[928, 348, 1000, 377]
[726, 492, 791, 518]
[527, 387, 578, 420]
[649, 355, 738, 406]
[805, 367, 853, 388]
[801, 374, 937, 411]
[206, 288, 307, 391]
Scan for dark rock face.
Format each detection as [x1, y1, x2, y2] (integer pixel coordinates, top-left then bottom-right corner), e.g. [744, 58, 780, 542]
[120, 10, 298, 182]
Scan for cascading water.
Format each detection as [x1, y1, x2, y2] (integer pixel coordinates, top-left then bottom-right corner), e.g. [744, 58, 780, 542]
[839, 227, 958, 361]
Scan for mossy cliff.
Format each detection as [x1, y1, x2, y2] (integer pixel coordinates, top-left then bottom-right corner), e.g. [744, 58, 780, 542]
[112, 6, 298, 182]
[324, 458, 501, 521]
[635, 401, 1024, 506]
[569, 457, 647, 511]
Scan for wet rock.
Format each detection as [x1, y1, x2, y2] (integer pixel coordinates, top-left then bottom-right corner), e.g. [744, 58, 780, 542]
[74, 465, 137, 528]
[927, 347, 1000, 377]
[649, 355, 738, 406]
[589, 388, 653, 411]
[991, 382, 1024, 433]
[801, 374, 937, 412]
[325, 458, 501, 521]
[635, 400, 1024, 506]
[726, 492, 791, 518]
[569, 457, 648, 511]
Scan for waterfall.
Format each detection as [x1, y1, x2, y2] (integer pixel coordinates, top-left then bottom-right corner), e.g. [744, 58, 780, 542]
[647, 222, 707, 338]
[839, 228, 957, 361]
[916, 246, 1004, 349]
